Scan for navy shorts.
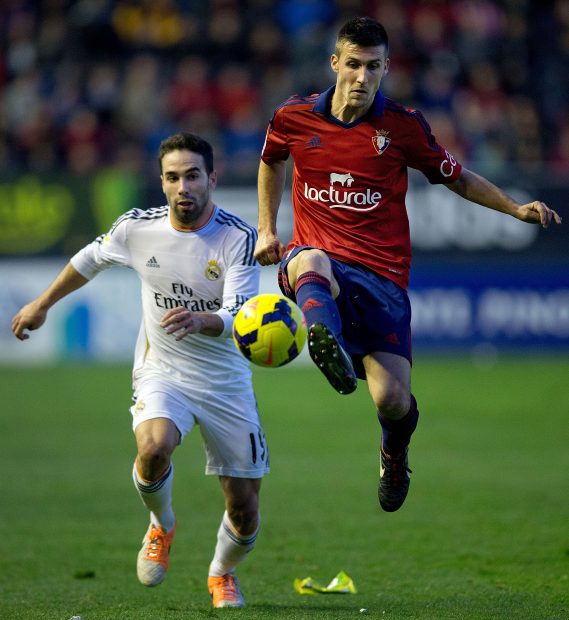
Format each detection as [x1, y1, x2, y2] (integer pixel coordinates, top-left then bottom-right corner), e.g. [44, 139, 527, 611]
[279, 246, 412, 379]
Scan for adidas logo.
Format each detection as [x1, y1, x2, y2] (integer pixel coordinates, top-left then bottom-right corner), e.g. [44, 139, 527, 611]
[385, 332, 400, 345]
[302, 298, 324, 312]
[307, 135, 322, 149]
[146, 256, 160, 268]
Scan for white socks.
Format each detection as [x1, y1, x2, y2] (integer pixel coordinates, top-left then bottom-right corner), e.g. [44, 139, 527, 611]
[132, 463, 259, 574]
[132, 461, 176, 532]
[209, 510, 259, 577]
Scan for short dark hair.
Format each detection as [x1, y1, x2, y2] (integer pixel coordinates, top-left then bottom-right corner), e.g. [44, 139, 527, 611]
[158, 132, 214, 175]
[336, 17, 389, 55]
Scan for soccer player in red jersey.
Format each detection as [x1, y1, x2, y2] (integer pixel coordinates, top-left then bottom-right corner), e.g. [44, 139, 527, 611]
[254, 17, 562, 512]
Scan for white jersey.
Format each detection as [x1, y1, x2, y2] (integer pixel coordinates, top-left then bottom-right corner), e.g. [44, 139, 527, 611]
[71, 205, 259, 394]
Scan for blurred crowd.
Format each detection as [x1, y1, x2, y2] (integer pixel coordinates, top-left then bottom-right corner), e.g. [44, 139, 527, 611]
[1, 0, 568, 185]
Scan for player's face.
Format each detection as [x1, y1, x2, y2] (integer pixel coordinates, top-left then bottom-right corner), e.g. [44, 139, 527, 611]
[331, 42, 389, 119]
[160, 149, 217, 230]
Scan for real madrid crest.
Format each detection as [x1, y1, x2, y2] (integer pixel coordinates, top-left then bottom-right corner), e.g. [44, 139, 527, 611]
[205, 260, 222, 281]
[372, 129, 391, 155]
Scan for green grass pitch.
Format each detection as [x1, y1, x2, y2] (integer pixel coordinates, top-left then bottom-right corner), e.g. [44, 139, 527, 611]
[1, 355, 568, 619]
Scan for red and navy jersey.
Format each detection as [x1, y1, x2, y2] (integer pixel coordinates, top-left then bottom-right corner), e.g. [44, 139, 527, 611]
[261, 86, 463, 290]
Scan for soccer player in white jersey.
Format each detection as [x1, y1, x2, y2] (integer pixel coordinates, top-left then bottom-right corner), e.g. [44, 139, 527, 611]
[12, 132, 266, 609]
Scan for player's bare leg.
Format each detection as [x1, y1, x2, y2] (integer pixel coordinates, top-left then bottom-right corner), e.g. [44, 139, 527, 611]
[286, 248, 340, 301]
[364, 352, 418, 511]
[133, 418, 179, 586]
[208, 477, 261, 608]
[287, 249, 357, 394]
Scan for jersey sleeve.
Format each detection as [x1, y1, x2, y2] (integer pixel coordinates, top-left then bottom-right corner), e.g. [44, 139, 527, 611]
[215, 223, 260, 337]
[70, 211, 134, 279]
[405, 110, 462, 184]
[216, 264, 260, 337]
[260, 106, 290, 165]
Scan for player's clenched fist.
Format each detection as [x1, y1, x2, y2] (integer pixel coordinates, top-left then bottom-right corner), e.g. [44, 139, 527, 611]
[254, 233, 286, 266]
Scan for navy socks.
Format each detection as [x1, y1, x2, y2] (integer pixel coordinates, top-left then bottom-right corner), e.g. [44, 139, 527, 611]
[294, 271, 341, 336]
[378, 395, 419, 455]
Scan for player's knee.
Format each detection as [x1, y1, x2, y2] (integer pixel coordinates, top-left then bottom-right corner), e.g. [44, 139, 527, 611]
[373, 385, 410, 419]
[289, 249, 330, 284]
[296, 248, 329, 271]
[226, 497, 259, 536]
[289, 249, 339, 296]
[296, 250, 330, 276]
[136, 441, 172, 481]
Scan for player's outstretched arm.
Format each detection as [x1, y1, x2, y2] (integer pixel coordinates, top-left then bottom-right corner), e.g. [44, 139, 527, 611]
[12, 262, 89, 341]
[255, 159, 287, 265]
[447, 167, 562, 228]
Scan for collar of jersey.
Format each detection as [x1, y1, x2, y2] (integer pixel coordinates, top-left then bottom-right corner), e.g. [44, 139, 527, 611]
[312, 85, 385, 127]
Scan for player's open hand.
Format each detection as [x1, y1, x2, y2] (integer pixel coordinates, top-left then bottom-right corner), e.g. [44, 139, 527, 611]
[254, 232, 286, 266]
[12, 302, 48, 340]
[517, 201, 562, 228]
[160, 307, 203, 340]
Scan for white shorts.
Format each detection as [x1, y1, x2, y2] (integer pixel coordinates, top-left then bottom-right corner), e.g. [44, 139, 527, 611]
[130, 378, 269, 479]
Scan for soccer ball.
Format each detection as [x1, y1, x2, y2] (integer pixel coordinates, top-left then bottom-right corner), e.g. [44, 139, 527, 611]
[232, 294, 307, 367]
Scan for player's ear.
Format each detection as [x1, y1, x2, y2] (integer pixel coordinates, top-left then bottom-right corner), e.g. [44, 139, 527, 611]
[209, 170, 217, 190]
[330, 54, 339, 74]
[384, 57, 390, 75]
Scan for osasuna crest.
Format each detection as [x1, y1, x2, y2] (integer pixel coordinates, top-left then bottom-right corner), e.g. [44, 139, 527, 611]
[205, 260, 222, 281]
[372, 129, 391, 155]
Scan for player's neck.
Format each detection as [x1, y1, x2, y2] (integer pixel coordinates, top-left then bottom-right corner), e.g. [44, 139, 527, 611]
[330, 95, 370, 124]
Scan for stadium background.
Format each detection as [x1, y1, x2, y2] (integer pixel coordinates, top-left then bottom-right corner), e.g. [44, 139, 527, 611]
[2, 5, 568, 618]
[1, 0, 568, 362]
